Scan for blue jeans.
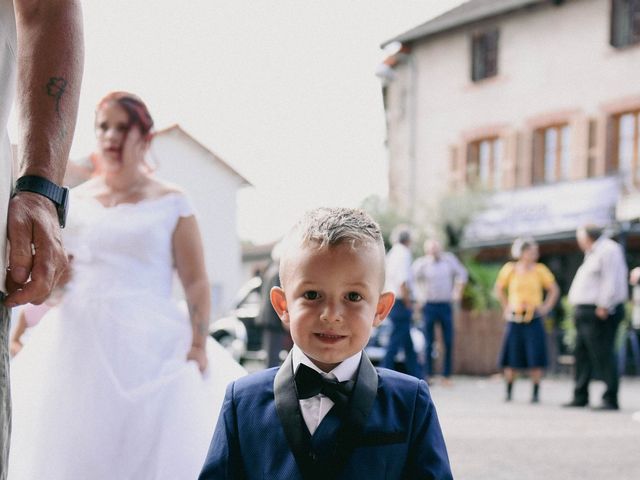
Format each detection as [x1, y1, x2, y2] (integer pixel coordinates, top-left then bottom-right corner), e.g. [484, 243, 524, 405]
[382, 300, 421, 379]
[423, 302, 454, 378]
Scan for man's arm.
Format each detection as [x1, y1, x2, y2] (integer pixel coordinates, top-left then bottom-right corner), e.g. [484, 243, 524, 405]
[449, 253, 468, 302]
[5, 0, 83, 306]
[596, 243, 628, 319]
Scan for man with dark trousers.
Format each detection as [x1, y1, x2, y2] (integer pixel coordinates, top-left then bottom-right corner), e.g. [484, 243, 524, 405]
[565, 225, 628, 410]
[382, 226, 421, 379]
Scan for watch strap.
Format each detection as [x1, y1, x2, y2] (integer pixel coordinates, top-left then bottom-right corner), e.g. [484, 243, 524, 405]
[14, 175, 66, 205]
[13, 175, 69, 228]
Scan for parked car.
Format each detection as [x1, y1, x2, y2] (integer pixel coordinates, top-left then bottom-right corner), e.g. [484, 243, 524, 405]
[365, 318, 426, 373]
[209, 276, 264, 364]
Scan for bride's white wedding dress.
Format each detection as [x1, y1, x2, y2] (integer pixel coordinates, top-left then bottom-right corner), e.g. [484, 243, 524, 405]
[8, 192, 245, 479]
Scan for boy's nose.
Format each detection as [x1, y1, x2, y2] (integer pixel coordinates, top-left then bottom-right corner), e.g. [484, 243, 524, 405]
[320, 301, 343, 322]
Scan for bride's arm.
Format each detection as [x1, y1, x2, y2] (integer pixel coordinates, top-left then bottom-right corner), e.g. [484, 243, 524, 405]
[173, 215, 210, 373]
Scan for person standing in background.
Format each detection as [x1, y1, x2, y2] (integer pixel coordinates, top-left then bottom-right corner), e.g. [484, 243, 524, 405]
[1, 1, 84, 477]
[565, 225, 628, 411]
[412, 239, 467, 385]
[259, 242, 291, 368]
[382, 226, 421, 379]
[494, 237, 559, 403]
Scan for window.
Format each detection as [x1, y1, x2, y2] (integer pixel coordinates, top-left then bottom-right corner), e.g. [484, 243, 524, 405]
[466, 137, 503, 189]
[608, 110, 640, 183]
[471, 30, 499, 81]
[532, 124, 571, 184]
[611, 0, 640, 48]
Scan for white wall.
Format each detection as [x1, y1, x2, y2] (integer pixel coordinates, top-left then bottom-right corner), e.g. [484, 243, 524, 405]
[150, 128, 245, 317]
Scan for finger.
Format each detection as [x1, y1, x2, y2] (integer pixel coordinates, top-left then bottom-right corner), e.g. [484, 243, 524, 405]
[4, 269, 23, 295]
[6, 243, 59, 307]
[7, 219, 34, 286]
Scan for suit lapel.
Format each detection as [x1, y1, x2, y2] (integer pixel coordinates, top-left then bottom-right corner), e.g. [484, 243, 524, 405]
[349, 352, 379, 427]
[274, 352, 314, 479]
[327, 352, 379, 477]
[274, 351, 379, 480]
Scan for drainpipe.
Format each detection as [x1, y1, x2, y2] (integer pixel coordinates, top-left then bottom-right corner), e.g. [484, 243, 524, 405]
[407, 49, 418, 223]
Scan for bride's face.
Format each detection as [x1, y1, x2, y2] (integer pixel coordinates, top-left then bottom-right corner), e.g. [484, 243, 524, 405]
[95, 102, 148, 173]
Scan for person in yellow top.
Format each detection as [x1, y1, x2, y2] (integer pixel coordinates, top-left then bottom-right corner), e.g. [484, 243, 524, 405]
[494, 237, 559, 403]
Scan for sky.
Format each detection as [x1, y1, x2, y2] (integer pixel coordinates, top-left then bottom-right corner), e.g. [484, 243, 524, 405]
[16, 0, 466, 244]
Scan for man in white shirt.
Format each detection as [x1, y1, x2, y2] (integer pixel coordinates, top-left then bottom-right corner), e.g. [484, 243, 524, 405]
[1, 1, 83, 475]
[381, 226, 421, 378]
[413, 239, 467, 383]
[565, 225, 628, 410]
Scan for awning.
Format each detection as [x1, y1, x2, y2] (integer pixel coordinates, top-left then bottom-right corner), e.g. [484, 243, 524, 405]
[461, 176, 621, 248]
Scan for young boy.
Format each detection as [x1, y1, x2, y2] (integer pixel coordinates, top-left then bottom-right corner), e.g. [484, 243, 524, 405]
[199, 208, 452, 480]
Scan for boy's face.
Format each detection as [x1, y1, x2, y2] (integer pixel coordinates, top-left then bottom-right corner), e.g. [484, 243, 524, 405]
[271, 241, 394, 372]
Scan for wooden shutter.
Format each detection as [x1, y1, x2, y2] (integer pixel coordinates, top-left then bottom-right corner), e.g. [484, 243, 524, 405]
[570, 113, 590, 180]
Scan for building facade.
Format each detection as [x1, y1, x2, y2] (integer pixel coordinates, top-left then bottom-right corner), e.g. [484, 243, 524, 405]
[380, 0, 640, 271]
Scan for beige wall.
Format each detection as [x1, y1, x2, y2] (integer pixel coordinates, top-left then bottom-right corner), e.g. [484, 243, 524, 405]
[385, 0, 640, 230]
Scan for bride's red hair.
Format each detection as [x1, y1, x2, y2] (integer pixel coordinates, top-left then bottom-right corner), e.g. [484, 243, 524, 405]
[96, 91, 154, 139]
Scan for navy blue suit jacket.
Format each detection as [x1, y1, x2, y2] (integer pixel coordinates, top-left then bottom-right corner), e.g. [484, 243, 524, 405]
[199, 353, 452, 479]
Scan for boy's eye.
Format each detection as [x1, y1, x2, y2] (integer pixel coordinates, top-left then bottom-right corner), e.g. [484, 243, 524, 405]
[347, 292, 362, 302]
[303, 291, 319, 300]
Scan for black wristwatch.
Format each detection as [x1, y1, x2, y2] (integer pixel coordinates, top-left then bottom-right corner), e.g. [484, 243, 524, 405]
[13, 175, 70, 228]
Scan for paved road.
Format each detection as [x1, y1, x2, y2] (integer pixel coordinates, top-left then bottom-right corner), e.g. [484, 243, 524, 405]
[429, 375, 640, 480]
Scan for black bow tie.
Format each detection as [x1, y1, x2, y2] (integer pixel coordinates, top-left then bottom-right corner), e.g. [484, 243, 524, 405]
[294, 364, 355, 411]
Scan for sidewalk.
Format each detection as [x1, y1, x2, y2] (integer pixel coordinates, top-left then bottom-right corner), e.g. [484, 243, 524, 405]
[429, 375, 640, 480]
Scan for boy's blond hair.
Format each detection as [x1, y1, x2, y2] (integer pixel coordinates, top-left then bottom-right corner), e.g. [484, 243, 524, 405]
[279, 207, 386, 286]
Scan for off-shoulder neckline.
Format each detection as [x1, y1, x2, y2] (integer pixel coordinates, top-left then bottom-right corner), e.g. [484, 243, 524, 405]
[81, 191, 184, 210]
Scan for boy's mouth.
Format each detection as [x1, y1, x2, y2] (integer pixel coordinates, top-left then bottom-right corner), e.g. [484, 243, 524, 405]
[315, 332, 346, 344]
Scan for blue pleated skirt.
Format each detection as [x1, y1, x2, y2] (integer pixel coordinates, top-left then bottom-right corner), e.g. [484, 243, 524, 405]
[498, 316, 548, 369]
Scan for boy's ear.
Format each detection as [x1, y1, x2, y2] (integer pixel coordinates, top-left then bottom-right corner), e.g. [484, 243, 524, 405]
[270, 286, 290, 326]
[373, 291, 395, 327]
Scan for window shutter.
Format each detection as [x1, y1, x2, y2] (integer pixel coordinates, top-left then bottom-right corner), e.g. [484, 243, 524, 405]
[605, 115, 619, 174]
[449, 145, 460, 191]
[570, 114, 590, 180]
[531, 130, 545, 184]
[502, 129, 518, 189]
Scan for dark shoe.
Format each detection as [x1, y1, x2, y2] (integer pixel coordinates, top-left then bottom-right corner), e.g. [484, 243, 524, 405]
[531, 384, 540, 403]
[591, 403, 619, 411]
[562, 400, 588, 408]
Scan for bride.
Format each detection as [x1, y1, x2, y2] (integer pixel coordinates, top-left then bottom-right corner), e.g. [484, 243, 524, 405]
[8, 92, 246, 479]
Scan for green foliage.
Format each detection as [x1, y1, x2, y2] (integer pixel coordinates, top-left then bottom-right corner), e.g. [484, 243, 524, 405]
[437, 190, 489, 248]
[360, 195, 411, 250]
[460, 258, 501, 312]
[559, 297, 576, 352]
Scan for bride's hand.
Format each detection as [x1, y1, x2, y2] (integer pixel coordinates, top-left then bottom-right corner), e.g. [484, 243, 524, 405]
[187, 345, 207, 373]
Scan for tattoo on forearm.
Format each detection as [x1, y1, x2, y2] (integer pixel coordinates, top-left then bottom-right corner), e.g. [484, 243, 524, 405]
[46, 77, 68, 117]
[198, 322, 208, 337]
[188, 302, 209, 337]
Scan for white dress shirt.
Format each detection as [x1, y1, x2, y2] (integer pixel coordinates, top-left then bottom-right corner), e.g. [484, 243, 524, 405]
[568, 236, 628, 310]
[385, 242, 413, 298]
[291, 345, 361, 435]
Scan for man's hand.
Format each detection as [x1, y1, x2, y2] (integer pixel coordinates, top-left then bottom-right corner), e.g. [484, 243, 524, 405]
[187, 345, 208, 373]
[4, 192, 68, 307]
